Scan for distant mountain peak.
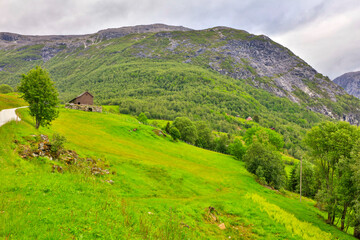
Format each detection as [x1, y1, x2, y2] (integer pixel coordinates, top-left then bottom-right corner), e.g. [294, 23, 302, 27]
[333, 71, 360, 99]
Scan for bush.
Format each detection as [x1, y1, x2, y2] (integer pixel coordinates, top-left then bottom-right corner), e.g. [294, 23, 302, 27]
[137, 112, 148, 124]
[169, 127, 181, 141]
[173, 117, 198, 144]
[195, 121, 212, 148]
[165, 122, 171, 134]
[0, 84, 13, 94]
[229, 138, 246, 160]
[243, 142, 286, 189]
[244, 126, 284, 150]
[213, 134, 230, 154]
[50, 133, 67, 158]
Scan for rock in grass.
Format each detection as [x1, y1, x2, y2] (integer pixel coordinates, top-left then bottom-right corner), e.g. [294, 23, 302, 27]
[218, 223, 226, 230]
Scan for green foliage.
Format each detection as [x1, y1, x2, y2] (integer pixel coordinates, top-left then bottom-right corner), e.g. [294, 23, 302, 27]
[50, 133, 67, 158]
[194, 121, 212, 149]
[228, 138, 246, 160]
[351, 140, 360, 237]
[0, 84, 13, 94]
[305, 121, 360, 233]
[173, 117, 198, 144]
[165, 121, 171, 134]
[18, 66, 59, 129]
[137, 112, 148, 124]
[253, 115, 259, 123]
[288, 165, 297, 191]
[169, 126, 181, 141]
[213, 134, 230, 154]
[288, 160, 317, 198]
[244, 142, 287, 189]
[244, 126, 284, 150]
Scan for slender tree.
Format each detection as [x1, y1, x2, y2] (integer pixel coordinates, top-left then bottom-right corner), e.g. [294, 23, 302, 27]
[305, 121, 359, 225]
[18, 66, 59, 129]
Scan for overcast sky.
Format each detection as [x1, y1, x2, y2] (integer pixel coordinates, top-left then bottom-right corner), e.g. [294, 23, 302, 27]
[0, 0, 359, 79]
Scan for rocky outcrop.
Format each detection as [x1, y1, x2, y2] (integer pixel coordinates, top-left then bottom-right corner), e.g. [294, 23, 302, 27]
[65, 103, 102, 113]
[333, 71, 360, 99]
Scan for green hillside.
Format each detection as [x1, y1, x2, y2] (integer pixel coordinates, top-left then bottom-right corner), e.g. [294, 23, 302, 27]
[2, 26, 360, 158]
[0, 104, 355, 239]
[0, 93, 27, 111]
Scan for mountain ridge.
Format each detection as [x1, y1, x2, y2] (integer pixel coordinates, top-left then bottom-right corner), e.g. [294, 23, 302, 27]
[0, 24, 191, 47]
[0, 23, 359, 125]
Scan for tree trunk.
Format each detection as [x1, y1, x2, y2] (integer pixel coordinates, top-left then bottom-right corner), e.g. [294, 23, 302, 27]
[340, 204, 348, 231]
[354, 224, 360, 239]
[327, 212, 332, 224]
[331, 213, 335, 225]
[35, 118, 40, 129]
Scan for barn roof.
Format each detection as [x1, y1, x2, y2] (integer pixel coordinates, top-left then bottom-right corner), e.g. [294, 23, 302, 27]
[69, 91, 93, 103]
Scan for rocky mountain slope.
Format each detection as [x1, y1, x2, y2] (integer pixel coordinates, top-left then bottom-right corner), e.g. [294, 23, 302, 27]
[0, 24, 359, 125]
[333, 71, 360, 99]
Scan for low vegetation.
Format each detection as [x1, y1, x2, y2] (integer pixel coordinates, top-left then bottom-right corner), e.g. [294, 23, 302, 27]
[0, 93, 27, 111]
[0, 94, 357, 238]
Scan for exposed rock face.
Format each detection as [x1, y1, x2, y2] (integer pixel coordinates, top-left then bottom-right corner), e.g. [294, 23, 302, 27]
[207, 37, 344, 103]
[333, 71, 360, 99]
[0, 24, 359, 124]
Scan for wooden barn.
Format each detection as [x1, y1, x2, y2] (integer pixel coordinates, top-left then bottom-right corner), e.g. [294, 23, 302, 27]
[69, 91, 93, 105]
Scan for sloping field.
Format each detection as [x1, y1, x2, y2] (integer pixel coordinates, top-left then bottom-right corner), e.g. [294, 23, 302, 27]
[0, 93, 27, 111]
[0, 104, 355, 239]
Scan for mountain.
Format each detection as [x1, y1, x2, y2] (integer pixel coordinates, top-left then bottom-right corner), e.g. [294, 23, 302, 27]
[0, 24, 359, 129]
[333, 71, 360, 99]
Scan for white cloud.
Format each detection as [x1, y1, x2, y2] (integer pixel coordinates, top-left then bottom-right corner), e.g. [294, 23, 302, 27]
[272, 2, 360, 78]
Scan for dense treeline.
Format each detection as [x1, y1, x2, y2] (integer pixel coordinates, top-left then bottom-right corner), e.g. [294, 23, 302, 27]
[304, 122, 360, 237]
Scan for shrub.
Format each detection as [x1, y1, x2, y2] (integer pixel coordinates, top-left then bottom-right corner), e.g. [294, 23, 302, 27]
[228, 138, 246, 160]
[169, 127, 181, 141]
[244, 126, 284, 150]
[165, 122, 171, 134]
[173, 117, 198, 144]
[50, 133, 67, 158]
[137, 112, 148, 124]
[243, 142, 286, 189]
[0, 84, 13, 94]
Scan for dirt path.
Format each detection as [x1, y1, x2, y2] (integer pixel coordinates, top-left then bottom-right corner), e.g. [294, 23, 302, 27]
[0, 106, 27, 127]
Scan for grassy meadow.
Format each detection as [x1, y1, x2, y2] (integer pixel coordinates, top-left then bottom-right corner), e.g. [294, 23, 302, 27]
[0, 93, 27, 111]
[0, 97, 356, 239]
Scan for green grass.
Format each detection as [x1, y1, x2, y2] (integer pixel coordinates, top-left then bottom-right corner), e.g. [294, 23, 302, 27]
[0, 104, 356, 239]
[282, 154, 299, 176]
[0, 93, 27, 111]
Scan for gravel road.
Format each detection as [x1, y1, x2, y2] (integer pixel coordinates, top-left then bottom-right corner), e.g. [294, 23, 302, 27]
[0, 106, 27, 127]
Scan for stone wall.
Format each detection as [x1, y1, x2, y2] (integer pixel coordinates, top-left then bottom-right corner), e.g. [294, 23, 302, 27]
[65, 103, 102, 113]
